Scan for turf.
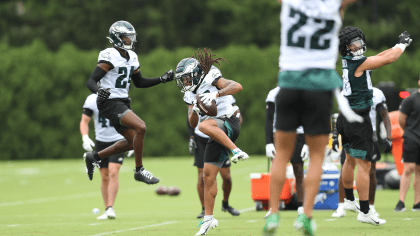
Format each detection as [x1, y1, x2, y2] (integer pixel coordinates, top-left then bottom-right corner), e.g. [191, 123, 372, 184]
[0, 156, 418, 236]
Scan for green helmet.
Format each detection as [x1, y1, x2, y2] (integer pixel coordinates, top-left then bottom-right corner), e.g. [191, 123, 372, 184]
[106, 20, 137, 50]
[175, 58, 204, 93]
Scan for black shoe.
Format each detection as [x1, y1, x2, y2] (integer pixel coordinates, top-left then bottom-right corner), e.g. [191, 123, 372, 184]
[83, 152, 100, 181]
[197, 209, 205, 219]
[134, 167, 160, 184]
[222, 204, 240, 216]
[412, 202, 420, 212]
[394, 200, 406, 212]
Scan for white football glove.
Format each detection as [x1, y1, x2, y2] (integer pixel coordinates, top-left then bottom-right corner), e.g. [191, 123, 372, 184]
[231, 148, 249, 163]
[127, 150, 134, 157]
[199, 91, 218, 105]
[192, 100, 201, 114]
[82, 135, 95, 152]
[265, 143, 276, 159]
[334, 88, 364, 123]
[301, 144, 309, 162]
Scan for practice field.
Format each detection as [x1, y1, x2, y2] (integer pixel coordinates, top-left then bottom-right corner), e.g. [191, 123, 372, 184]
[1, 156, 418, 236]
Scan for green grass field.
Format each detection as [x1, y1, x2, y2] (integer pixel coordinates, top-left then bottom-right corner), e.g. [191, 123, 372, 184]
[1, 156, 418, 236]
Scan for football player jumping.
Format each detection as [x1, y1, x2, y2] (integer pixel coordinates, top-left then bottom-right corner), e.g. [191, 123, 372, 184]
[175, 48, 248, 235]
[84, 20, 174, 184]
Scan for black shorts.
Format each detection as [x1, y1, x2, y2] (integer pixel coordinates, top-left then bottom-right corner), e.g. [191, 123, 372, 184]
[340, 141, 380, 165]
[96, 140, 124, 168]
[290, 134, 305, 164]
[275, 88, 332, 135]
[402, 137, 420, 165]
[337, 110, 373, 161]
[194, 135, 231, 169]
[204, 116, 241, 168]
[97, 98, 131, 134]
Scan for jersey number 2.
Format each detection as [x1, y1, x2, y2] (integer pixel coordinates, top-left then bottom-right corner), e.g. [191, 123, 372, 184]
[287, 8, 335, 50]
[115, 66, 134, 88]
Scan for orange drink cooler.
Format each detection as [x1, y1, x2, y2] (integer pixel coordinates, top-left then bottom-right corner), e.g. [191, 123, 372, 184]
[389, 111, 404, 175]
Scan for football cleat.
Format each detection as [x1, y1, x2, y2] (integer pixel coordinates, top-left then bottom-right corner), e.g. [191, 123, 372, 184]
[134, 167, 160, 184]
[294, 214, 316, 236]
[412, 202, 420, 211]
[343, 198, 360, 213]
[357, 209, 386, 225]
[263, 213, 280, 236]
[197, 209, 205, 219]
[394, 200, 406, 212]
[369, 205, 379, 217]
[221, 203, 240, 216]
[84, 152, 101, 181]
[97, 212, 108, 220]
[106, 207, 116, 219]
[331, 206, 346, 218]
[196, 218, 218, 235]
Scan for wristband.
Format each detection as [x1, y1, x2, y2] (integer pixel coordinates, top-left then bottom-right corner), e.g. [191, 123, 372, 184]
[393, 43, 406, 52]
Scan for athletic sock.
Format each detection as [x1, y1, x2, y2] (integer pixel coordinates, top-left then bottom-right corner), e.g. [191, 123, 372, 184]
[337, 202, 344, 209]
[344, 188, 355, 201]
[297, 202, 303, 208]
[202, 206, 205, 211]
[360, 200, 369, 214]
[204, 215, 213, 222]
[93, 152, 101, 161]
[136, 166, 143, 172]
[222, 200, 229, 208]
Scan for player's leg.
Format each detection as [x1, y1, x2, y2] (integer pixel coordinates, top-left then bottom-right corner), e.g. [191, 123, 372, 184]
[197, 168, 205, 217]
[220, 165, 240, 216]
[354, 158, 371, 213]
[194, 135, 207, 218]
[332, 151, 346, 217]
[199, 119, 236, 150]
[290, 133, 305, 215]
[397, 163, 415, 205]
[342, 153, 358, 209]
[369, 140, 380, 216]
[413, 164, 420, 210]
[97, 132, 133, 160]
[105, 154, 123, 219]
[119, 111, 146, 168]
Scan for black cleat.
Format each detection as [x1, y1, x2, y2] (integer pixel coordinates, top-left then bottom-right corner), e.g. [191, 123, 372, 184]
[84, 152, 100, 181]
[222, 203, 240, 216]
[197, 209, 205, 219]
[134, 167, 160, 184]
[394, 200, 406, 212]
[412, 202, 420, 212]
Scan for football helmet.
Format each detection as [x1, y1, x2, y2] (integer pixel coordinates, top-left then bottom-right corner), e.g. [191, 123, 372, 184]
[339, 26, 366, 57]
[106, 21, 137, 50]
[175, 58, 204, 93]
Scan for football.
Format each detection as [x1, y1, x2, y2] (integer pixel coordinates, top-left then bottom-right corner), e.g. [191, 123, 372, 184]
[155, 186, 168, 195]
[167, 186, 181, 196]
[196, 94, 217, 116]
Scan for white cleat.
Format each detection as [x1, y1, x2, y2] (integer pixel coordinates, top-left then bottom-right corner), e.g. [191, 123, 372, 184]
[369, 205, 380, 217]
[357, 209, 386, 225]
[332, 207, 346, 218]
[196, 218, 218, 235]
[343, 198, 360, 213]
[96, 213, 108, 220]
[106, 207, 116, 219]
[297, 206, 304, 216]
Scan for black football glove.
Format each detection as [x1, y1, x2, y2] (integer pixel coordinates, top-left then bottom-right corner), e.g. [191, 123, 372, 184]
[97, 88, 111, 100]
[398, 31, 412, 47]
[332, 131, 339, 152]
[188, 137, 197, 155]
[382, 138, 393, 153]
[160, 69, 174, 83]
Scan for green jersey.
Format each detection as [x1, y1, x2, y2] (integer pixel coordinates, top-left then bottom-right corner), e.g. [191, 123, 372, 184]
[341, 55, 373, 110]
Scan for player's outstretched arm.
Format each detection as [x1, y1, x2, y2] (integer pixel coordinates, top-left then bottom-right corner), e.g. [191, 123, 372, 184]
[131, 69, 174, 88]
[355, 32, 412, 76]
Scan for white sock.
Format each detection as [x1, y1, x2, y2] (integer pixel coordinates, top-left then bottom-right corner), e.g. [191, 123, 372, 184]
[204, 215, 213, 222]
[369, 204, 375, 209]
[337, 203, 344, 209]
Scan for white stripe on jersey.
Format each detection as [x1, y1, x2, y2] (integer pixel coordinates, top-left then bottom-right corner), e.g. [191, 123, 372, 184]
[97, 48, 140, 99]
[83, 94, 124, 142]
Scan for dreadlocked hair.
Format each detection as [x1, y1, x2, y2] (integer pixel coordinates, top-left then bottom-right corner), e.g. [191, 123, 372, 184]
[192, 48, 228, 74]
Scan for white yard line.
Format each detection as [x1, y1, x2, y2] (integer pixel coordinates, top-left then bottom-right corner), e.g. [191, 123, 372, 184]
[90, 221, 178, 236]
[239, 207, 255, 213]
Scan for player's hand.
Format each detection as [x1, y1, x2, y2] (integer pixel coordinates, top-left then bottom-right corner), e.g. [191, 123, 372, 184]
[398, 31, 412, 47]
[332, 132, 339, 152]
[192, 100, 201, 114]
[382, 138, 393, 153]
[265, 143, 276, 159]
[160, 69, 174, 83]
[334, 88, 363, 123]
[127, 150, 134, 157]
[189, 137, 197, 155]
[97, 88, 111, 100]
[199, 92, 218, 105]
[300, 144, 309, 162]
[82, 135, 95, 152]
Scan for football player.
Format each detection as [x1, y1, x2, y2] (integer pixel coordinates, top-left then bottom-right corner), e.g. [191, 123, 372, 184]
[336, 26, 411, 225]
[187, 95, 242, 219]
[80, 93, 134, 220]
[175, 48, 248, 235]
[265, 86, 306, 217]
[265, 1, 362, 235]
[84, 20, 174, 184]
[331, 87, 392, 218]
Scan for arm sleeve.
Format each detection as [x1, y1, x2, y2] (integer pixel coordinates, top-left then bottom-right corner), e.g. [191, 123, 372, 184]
[265, 102, 275, 144]
[131, 71, 162, 88]
[83, 108, 93, 117]
[376, 102, 387, 113]
[87, 66, 107, 93]
[187, 115, 195, 137]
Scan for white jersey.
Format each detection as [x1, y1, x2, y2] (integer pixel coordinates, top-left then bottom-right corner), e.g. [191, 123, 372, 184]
[279, 0, 342, 71]
[83, 94, 124, 142]
[97, 47, 140, 99]
[183, 66, 234, 121]
[369, 87, 386, 132]
[266, 86, 304, 134]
